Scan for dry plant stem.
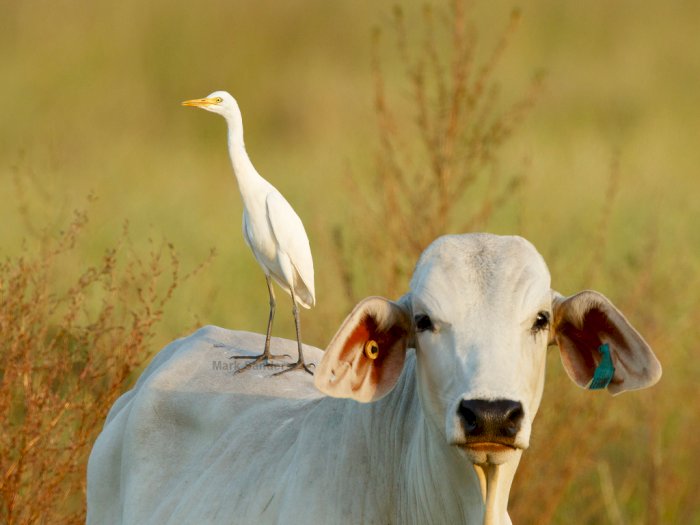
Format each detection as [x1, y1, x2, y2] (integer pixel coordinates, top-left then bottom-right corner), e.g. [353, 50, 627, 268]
[336, 0, 541, 299]
[597, 461, 626, 525]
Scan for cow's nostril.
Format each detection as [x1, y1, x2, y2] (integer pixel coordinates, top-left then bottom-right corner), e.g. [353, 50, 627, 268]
[458, 400, 479, 434]
[502, 405, 524, 437]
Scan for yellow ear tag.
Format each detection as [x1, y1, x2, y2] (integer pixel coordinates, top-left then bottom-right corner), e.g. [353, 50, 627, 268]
[364, 340, 379, 360]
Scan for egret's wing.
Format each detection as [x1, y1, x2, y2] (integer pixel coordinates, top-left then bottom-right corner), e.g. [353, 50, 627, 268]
[265, 190, 315, 307]
[242, 210, 271, 273]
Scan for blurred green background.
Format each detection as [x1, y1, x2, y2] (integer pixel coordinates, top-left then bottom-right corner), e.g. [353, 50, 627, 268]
[2, 0, 699, 522]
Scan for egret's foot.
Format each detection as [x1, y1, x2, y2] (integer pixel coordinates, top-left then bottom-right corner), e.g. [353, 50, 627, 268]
[231, 353, 290, 375]
[272, 360, 315, 377]
[229, 352, 290, 361]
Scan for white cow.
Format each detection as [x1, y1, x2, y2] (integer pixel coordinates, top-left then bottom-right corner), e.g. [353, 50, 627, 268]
[87, 233, 661, 524]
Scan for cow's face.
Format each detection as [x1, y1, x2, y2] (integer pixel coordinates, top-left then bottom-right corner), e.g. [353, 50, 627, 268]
[315, 233, 661, 467]
[408, 234, 550, 464]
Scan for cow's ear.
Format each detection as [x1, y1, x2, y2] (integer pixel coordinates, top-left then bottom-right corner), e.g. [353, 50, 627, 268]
[551, 290, 662, 395]
[315, 295, 413, 402]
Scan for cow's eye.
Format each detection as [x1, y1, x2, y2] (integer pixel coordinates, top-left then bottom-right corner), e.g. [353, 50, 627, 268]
[414, 314, 434, 332]
[531, 311, 550, 333]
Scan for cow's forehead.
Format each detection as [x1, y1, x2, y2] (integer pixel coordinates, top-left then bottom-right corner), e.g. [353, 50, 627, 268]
[409, 234, 551, 315]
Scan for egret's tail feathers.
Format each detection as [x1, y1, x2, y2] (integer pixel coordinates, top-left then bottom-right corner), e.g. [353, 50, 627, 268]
[294, 281, 315, 309]
[272, 269, 315, 309]
[293, 268, 315, 309]
[296, 293, 315, 309]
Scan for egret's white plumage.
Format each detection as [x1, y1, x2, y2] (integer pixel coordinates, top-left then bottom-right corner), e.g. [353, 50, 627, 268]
[182, 90, 315, 374]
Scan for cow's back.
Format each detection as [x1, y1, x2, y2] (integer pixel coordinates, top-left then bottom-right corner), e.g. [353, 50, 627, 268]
[86, 326, 325, 524]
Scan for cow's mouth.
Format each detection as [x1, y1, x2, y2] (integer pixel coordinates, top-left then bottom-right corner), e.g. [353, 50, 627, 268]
[454, 441, 522, 466]
[460, 442, 517, 453]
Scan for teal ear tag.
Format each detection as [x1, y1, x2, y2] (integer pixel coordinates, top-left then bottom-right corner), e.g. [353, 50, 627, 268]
[587, 343, 615, 390]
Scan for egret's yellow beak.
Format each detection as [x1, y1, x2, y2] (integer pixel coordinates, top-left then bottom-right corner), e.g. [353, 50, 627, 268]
[181, 97, 218, 107]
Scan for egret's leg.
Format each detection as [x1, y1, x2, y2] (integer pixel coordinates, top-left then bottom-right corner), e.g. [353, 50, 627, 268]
[263, 275, 276, 354]
[273, 289, 314, 376]
[231, 275, 290, 374]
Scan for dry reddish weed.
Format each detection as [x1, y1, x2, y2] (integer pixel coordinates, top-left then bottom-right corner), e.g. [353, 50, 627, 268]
[0, 203, 212, 524]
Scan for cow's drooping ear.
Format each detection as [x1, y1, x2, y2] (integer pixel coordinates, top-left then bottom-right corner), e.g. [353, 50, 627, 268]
[315, 295, 413, 403]
[551, 290, 662, 395]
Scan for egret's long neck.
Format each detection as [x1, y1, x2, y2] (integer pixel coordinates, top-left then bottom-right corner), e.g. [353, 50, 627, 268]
[224, 110, 270, 204]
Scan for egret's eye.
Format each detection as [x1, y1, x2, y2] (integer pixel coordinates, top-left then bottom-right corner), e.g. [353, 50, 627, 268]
[531, 311, 551, 333]
[414, 314, 434, 333]
[215, 97, 223, 103]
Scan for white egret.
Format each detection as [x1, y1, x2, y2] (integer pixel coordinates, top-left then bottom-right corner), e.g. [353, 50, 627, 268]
[182, 91, 315, 375]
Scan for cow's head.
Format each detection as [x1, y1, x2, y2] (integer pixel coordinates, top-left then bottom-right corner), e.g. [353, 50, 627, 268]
[315, 233, 661, 467]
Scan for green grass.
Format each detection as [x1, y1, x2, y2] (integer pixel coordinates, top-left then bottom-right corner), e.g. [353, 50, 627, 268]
[1, 0, 699, 522]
